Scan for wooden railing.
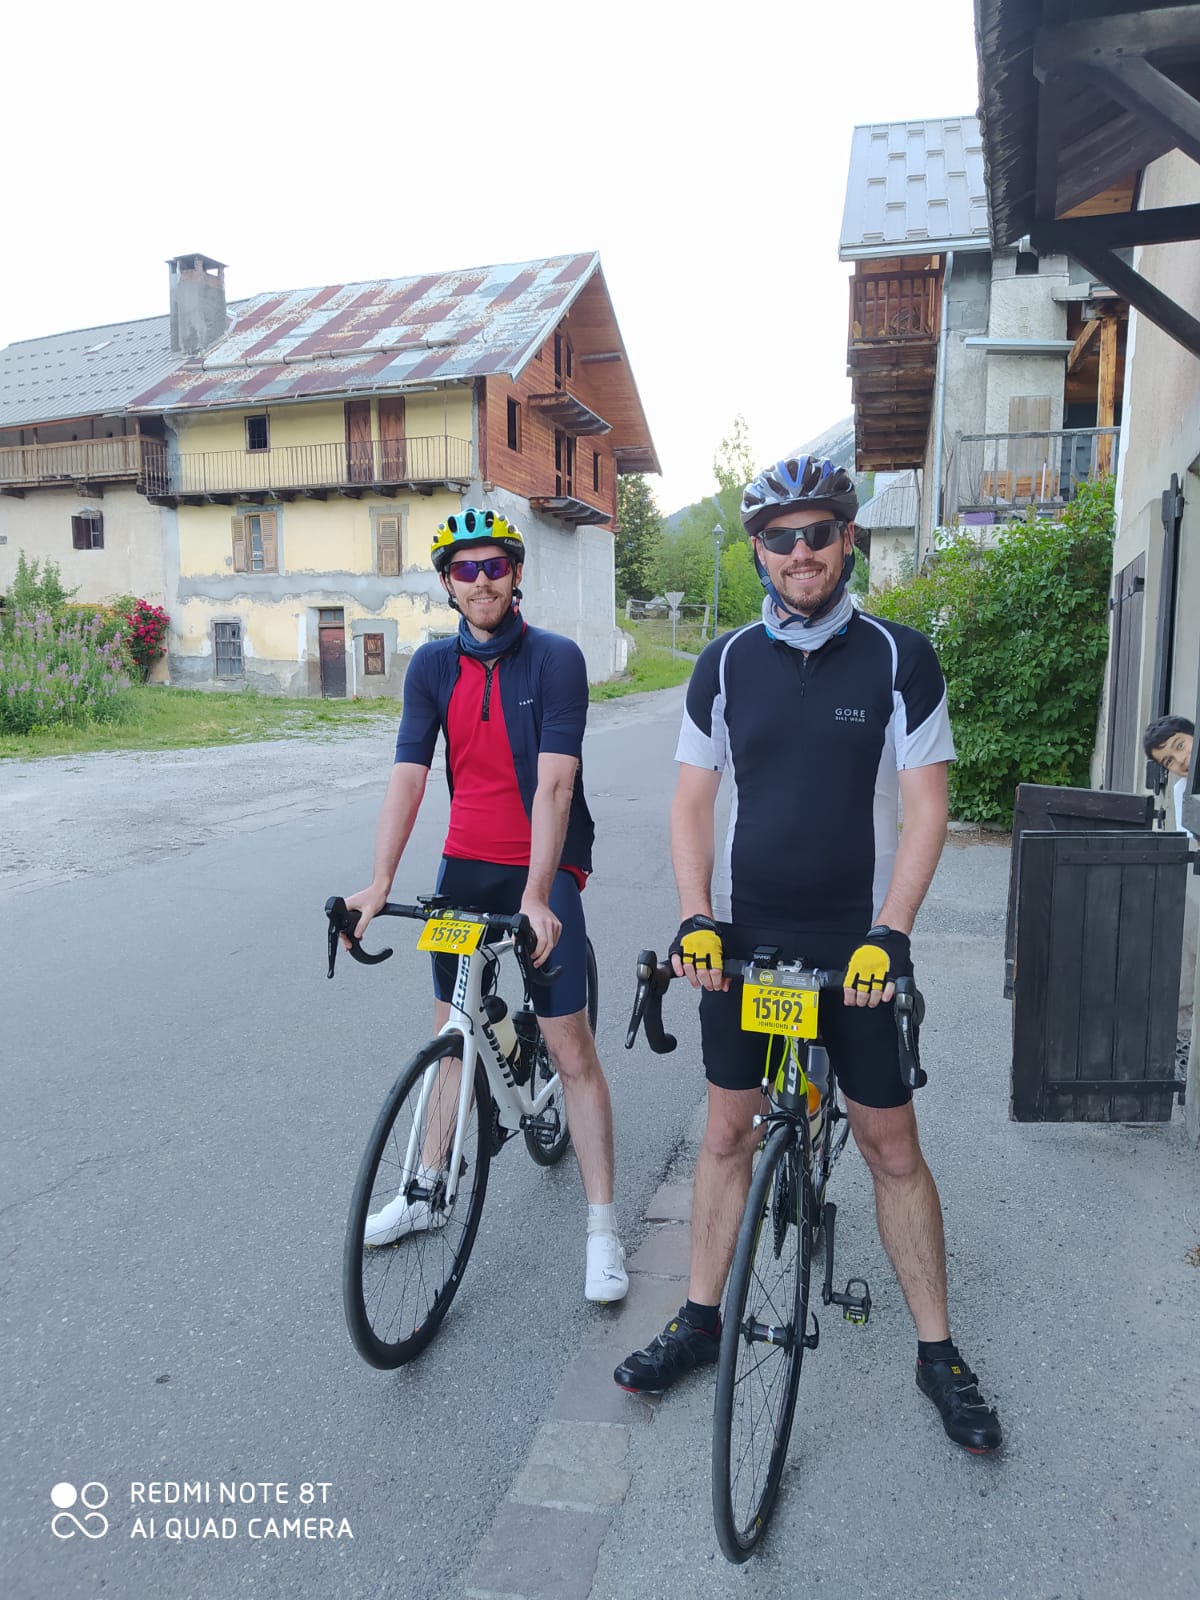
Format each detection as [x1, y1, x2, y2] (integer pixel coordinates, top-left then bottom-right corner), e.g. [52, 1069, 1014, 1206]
[0, 435, 162, 488]
[146, 435, 473, 499]
[945, 427, 1120, 520]
[849, 269, 941, 343]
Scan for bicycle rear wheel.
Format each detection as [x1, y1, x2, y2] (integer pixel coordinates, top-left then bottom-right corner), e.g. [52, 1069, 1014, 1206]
[523, 937, 597, 1165]
[712, 1122, 812, 1562]
[343, 1035, 491, 1368]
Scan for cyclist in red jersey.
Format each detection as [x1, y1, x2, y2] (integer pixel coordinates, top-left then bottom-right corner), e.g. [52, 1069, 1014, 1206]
[343, 509, 627, 1304]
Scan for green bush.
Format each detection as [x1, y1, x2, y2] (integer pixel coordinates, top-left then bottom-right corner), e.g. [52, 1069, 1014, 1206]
[0, 610, 130, 734]
[870, 479, 1115, 824]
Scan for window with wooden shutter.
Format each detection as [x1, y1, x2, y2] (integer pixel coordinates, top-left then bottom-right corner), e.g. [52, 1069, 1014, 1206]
[232, 510, 279, 572]
[214, 620, 244, 678]
[231, 515, 248, 572]
[71, 511, 103, 549]
[363, 633, 385, 675]
[376, 514, 401, 576]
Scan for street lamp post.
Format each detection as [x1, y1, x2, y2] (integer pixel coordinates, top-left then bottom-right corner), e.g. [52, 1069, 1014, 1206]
[711, 523, 723, 639]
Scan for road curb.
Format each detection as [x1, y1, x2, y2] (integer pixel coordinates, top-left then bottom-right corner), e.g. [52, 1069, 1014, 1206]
[463, 1178, 693, 1599]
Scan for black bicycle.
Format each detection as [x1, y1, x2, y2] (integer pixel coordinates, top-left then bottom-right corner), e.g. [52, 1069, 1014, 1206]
[626, 945, 924, 1562]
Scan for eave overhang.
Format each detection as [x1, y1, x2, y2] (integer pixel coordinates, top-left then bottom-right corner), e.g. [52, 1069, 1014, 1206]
[976, 0, 1200, 358]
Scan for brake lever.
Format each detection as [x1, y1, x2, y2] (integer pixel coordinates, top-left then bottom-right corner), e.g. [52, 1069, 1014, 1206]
[324, 895, 394, 978]
[511, 913, 562, 987]
[625, 949, 677, 1053]
[893, 976, 927, 1090]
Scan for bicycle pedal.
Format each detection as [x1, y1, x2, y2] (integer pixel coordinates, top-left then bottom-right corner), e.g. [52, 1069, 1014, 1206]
[840, 1278, 871, 1325]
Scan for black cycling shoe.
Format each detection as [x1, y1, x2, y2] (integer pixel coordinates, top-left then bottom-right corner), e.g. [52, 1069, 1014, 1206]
[614, 1310, 721, 1393]
[916, 1356, 1003, 1452]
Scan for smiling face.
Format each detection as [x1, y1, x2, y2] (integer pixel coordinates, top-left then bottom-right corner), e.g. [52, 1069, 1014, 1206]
[753, 507, 853, 616]
[1151, 729, 1193, 779]
[441, 543, 521, 639]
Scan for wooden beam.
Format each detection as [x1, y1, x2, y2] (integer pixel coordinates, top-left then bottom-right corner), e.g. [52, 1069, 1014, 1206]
[1037, 236, 1200, 360]
[1045, 203, 1200, 251]
[1097, 316, 1119, 474]
[0, 487, 25, 498]
[1067, 318, 1101, 373]
[1035, 8, 1200, 77]
[1087, 55, 1200, 171]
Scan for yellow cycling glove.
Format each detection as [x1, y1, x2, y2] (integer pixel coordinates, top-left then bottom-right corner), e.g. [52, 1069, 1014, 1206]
[845, 925, 911, 995]
[670, 914, 724, 972]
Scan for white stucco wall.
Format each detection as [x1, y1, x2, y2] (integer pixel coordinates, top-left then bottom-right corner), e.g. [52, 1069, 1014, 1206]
[1100, 151, 1200, 785]
[0, 485, 167, 604]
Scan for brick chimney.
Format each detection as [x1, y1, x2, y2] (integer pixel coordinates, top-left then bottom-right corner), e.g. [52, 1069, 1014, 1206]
[167, 253, 227, 355]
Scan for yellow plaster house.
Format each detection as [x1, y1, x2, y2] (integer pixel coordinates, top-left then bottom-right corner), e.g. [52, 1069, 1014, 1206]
[0, 252, 659, 694]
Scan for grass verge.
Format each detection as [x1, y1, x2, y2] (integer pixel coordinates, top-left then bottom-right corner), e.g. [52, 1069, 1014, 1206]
[0, 686, 401, 761]
[590, 630, 695, 702]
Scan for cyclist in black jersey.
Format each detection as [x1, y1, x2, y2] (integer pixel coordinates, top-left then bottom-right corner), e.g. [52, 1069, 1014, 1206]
[615, 456, 1001, 1454]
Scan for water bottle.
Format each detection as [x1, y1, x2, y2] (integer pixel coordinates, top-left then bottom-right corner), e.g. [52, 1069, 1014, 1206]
[511, 1007, 540, 1086]
[806, 1043, 830, 1149]
[483, 996, 521, 1075]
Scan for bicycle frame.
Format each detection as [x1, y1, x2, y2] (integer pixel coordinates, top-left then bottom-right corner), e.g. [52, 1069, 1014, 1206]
[414, 934, 563, 1208]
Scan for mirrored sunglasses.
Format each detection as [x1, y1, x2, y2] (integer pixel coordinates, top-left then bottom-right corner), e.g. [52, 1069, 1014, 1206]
[448, 556, 513, 582]
[759, 519, 846, 555]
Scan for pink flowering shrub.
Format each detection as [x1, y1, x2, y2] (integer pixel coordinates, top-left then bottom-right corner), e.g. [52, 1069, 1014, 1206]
[122, 599, 170, 676]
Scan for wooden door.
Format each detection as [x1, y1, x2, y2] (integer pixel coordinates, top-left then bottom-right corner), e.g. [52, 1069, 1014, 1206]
[345, 399, 373, 484]
[379, 395, 406, 480]
[319, 610, 346, 698]
[1007, 395, 1052, 502]
[1104, 552, 1146, 792]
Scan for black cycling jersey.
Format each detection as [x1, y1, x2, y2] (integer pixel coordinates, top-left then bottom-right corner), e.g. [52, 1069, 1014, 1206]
[675, 609, 954, 941]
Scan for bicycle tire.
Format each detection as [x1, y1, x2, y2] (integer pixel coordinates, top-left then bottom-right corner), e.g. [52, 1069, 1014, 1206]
[712, 1121, 812, 1562]
[523, 936, 598, 1165]
[343, 1034, 491, 1367]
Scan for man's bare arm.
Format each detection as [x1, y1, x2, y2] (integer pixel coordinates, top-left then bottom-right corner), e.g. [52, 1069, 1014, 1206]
[877, 761, 949, 934]
[343, 762, 429, 940]
[520, 751, 578, 965]
[670, 764, 726, 990]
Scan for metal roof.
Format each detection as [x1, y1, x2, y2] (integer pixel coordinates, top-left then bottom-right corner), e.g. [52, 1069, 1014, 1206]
[839, 117, 991, 260]
[856, 471, 919, 530]
[0, 313, 182, 430]
[127, 253, 603, 412]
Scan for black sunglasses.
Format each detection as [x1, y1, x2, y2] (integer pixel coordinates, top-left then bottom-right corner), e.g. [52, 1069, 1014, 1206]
[759, 519, 846, 555]
[448, 556, 513, 582]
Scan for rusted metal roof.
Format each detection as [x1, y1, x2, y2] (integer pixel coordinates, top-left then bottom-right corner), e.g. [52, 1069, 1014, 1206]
[126, 253, 602, 412]
[840, 117, 991, 260]
[0, 313, 182, 430]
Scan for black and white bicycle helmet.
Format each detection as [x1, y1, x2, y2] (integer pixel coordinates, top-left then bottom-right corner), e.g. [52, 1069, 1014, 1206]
[740, 455, 858, 538]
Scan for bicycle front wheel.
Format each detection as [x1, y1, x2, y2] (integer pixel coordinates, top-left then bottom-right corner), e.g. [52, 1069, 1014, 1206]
[343, 1035, 491, 1368]
[523, 936, 597, 1165]
[712, 1122, 812, 1562]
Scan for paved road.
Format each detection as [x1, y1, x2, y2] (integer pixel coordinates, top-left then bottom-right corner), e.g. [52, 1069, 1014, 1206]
[3, 690, 1199, 1600]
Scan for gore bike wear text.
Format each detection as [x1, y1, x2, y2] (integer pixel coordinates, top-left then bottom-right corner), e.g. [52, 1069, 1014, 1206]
[675, 611, 954, 937]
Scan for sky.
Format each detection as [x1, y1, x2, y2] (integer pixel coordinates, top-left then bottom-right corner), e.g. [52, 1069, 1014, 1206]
[2, 1, 981, 515]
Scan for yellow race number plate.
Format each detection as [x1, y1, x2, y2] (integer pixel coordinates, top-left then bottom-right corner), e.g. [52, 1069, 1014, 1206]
[416, 915, 486, 955]
[741, 977, 818, 1039]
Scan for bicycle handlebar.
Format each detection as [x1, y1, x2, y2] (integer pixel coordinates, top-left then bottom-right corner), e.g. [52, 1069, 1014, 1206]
[625, 946, 926, 1090]
[324, 895, 561, 990]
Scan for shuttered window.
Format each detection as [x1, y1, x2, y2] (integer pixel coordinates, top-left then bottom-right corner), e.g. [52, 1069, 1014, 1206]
[376, 514, 401, 576]
[231, 510, 279, 573]
[363, 633, 385, 675]
[71, 511, 104, 549]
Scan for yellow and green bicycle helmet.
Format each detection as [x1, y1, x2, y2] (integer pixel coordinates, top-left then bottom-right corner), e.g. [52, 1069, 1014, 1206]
[431, 507, 525, 574]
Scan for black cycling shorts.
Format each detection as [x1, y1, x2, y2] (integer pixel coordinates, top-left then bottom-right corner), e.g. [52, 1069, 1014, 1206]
[697, 925, 912, 1109]
[431, 856, 588, 1019]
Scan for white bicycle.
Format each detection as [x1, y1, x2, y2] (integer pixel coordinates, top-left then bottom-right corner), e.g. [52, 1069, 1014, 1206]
[325, 894, 598, 1368]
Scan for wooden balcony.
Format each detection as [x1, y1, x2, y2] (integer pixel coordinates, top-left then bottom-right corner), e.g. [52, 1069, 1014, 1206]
[146, 435, 473, 506]
[527, 391, 612, 436]
[529, 494, 610, 526]
[945, 427, 1120, 523]
[0, 435, 166, 496]
[848, 267, 942, 472]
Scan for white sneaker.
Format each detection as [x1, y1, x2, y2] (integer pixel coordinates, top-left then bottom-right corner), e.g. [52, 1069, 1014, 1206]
[585, 1231, 629, 1304]
[364, 1191, 447, 1248]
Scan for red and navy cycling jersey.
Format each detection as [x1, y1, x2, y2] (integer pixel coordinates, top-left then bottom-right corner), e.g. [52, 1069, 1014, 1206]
[394, 622, 595, 877]
[675, 610, 955, 938]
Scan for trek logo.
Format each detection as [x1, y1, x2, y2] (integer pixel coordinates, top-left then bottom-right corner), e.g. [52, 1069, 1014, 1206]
[835, 707, 866, 723]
